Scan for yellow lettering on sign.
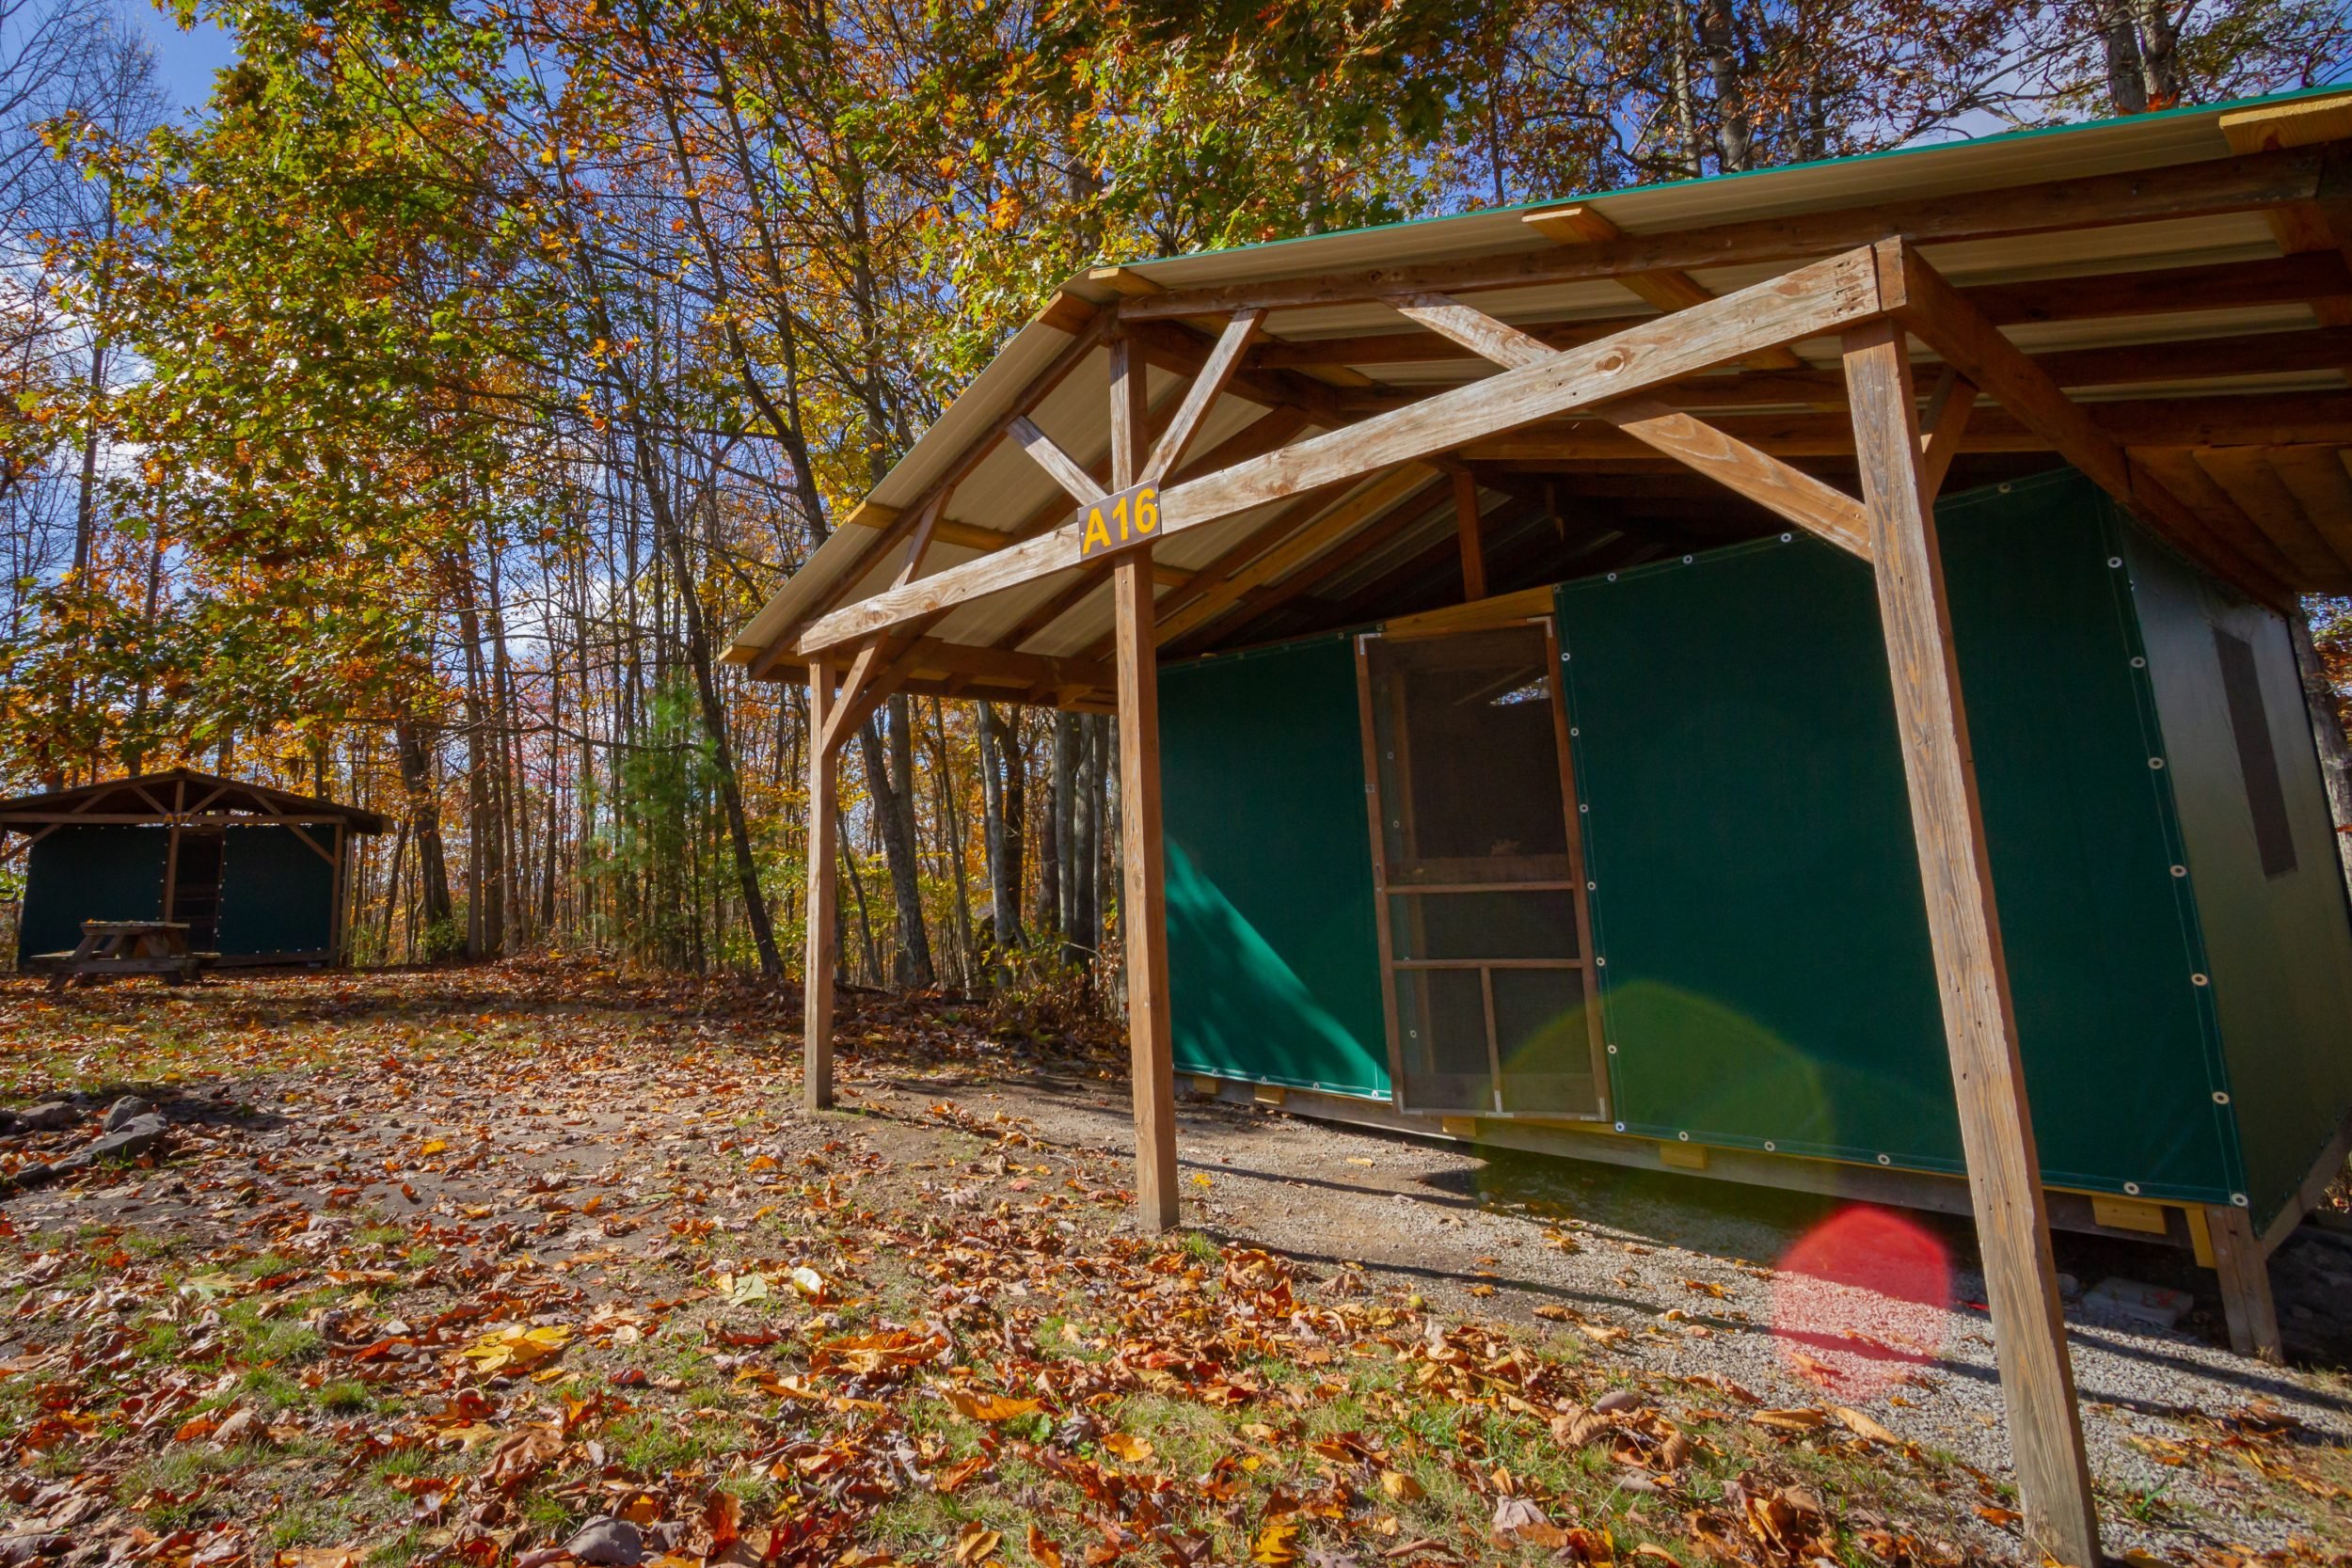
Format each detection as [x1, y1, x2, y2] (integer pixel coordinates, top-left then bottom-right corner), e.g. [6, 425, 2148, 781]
[1076, 483, 1164, 562]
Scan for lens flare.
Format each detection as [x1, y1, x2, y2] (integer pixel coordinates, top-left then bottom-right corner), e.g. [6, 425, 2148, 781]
[1771, 1205, 1951, 1396]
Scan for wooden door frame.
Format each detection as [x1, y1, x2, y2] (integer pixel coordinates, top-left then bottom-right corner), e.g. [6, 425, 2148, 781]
[1354, 613, 1609, 1119]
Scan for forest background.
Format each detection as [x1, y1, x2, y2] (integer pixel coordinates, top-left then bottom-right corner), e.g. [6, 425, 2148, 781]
[2, 0, 2348, 990]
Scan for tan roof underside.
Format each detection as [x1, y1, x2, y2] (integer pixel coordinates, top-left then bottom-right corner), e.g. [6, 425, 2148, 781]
[727, 89, 2352, 692]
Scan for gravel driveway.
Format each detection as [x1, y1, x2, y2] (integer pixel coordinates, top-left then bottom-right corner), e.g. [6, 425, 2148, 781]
[849, 1068, 2352, 1556]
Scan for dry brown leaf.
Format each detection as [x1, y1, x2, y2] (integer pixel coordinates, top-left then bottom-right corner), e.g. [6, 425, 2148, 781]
[942, 1386, 1044, 1422]
[457, 1323, 571, 1378]
[703, 1486, 742, 1550]
[1252, 1513, 1302, 1564]
[1492, 1496, 1571, 1548]
[1835, 1405, 1902, 1446]
[1750, 1406, 1829, 1433]
[482, 1426, 562, 1490]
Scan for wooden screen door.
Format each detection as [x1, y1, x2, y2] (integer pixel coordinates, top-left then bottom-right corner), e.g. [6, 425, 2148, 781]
[1357, 619, 1608, 1118]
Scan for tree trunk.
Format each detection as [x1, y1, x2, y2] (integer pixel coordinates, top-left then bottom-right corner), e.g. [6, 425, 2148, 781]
[842, 833, 883, 985]
[637, 430, 786, 979]
[1696, 0, 1753, 171]
[927, 699, 977, 987]
[379, 817, 408, 966]
[1069, 713, 1103, 969]
[394, 716, 455, 946]
[2092, 0, 2150, 112]
[2131, 0, 2182, 106]
[455, 581, 501, 958]
[977, 701, 1025, 971]
[859, 697, 935, 987]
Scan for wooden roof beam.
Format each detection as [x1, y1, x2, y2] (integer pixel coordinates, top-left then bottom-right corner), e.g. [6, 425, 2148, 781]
[1590, 398, 1873, 557]
[1150, 466, 1446, 647]
[1171, 480, 1465, 652]
[2192, 446, 2351, 587]
[1142, 310, 1265, 483]
[1248, 251, 2352, 372]
[1916, 369, 1978, 504]
[1460, 391, 2352, 456]
[1124, 317, 1353, 427]
[2219, 96, 2352, 326]
[1119, 142, 2340, 320]
[750, 302, 1109, 676]
[1389, 286, 1872, 558]
[792, 243, 1890, 655]
[1884, 239, 2297, 605]
[1010, 416, 1106, 504]
[1522, 203, 1804, 370]
[993, 407, 1320, 656]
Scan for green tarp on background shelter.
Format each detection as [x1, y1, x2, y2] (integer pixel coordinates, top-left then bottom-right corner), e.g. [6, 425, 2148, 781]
[1556, 469, 2243, 1204]
[217, 824, 337, 957]
[1161, 635, 1390, 1098]
[15, 825, 168, 962]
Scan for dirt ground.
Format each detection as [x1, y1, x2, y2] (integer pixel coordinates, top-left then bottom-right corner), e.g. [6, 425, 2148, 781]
[0, 963, 2346, 1568]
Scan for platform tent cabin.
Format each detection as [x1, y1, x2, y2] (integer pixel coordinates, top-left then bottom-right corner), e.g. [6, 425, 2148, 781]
[0, 769, 388, 967]
[730, 86, 2352, 1562]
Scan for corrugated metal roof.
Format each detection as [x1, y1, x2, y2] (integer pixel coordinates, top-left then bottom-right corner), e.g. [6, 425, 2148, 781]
[728, 85, 2352, 681]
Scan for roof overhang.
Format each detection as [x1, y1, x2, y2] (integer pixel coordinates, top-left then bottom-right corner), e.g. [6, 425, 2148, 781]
[729, 87, 2352, 709]
[0, 768, 391, 833]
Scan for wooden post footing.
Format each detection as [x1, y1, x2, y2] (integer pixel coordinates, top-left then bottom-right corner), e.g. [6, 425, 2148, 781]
[2207, 1204, 2284, 1362]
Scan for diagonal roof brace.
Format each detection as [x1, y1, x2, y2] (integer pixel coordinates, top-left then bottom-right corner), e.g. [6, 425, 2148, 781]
[790, 243, 1894, 656]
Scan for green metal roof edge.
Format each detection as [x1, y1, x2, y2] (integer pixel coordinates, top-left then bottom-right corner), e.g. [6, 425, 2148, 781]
[1098, 80, 2352, 275]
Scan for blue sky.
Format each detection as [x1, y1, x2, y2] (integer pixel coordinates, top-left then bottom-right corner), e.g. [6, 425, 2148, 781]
[127, 2, 238, 116]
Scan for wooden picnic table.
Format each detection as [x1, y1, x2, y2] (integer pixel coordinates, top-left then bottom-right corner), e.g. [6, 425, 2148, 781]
[26, 921, 217, 993]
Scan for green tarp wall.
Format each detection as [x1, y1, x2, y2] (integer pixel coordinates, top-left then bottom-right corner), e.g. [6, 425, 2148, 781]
[1558, 469, 2242, 1203]
[217, 825, 337, 958]
[15, 826, 168, 963]
[1162, 634, 1391, 1098]
[1157, 468, 2352, 1212]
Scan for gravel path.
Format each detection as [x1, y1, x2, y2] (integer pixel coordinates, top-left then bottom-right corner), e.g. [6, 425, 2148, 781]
[849, 1069, 2352, 1558]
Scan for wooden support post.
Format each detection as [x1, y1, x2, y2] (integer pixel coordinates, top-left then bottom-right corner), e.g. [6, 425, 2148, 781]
[803, 654, 840, 1112]
[163, 820, 183, 925]
[2206, 1203, 2285, 1361]
[1452, 467, 1488, 600]
[1111, 335, 1180, 1232]
[1843, 317, 2102, 1568]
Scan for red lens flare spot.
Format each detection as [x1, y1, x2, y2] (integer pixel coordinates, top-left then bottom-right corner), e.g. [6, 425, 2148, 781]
[1771, 1206, 1950, 1395]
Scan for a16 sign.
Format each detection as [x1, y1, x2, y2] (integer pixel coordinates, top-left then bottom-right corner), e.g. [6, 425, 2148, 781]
[1076, 483, 1161, 562]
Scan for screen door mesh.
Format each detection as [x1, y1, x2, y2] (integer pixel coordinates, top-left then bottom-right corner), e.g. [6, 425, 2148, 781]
[1363, 624, 1601, 1117]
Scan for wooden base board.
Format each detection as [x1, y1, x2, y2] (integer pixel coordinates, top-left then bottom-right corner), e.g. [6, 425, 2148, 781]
[1184, 1074, 2221, 1248]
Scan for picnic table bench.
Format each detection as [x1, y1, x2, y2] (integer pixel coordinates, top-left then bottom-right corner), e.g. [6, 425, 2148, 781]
[26, 921, 217, 993]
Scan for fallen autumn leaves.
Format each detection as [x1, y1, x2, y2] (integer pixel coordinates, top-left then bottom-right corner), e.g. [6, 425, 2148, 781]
[0, 963, 2344, 1568]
